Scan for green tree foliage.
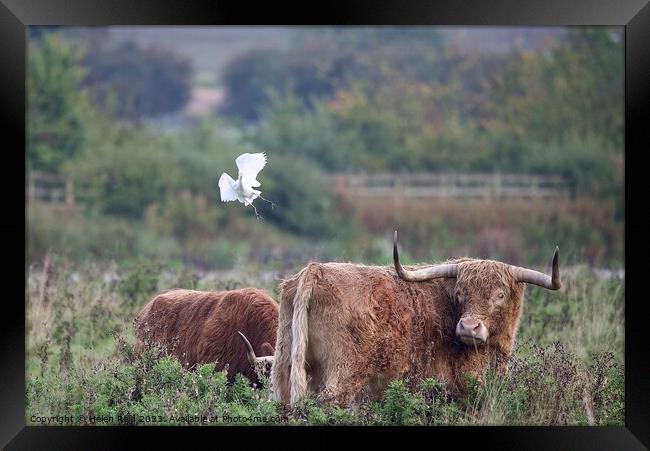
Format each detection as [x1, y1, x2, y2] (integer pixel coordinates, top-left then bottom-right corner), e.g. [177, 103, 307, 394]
[246, 28, 622, 204]
[69, 119, 242, 221]
[28, 33, 92, 172]
[289, 27, 447, 86]
[219, 27, 447, 122]
[219, 49, 284, 121]
[249, 91, 354, 171]
[254, 153, 349, 238]
[70, 125, 183, 218]
[551, 28, 623, 148]
[487, 28, 623, 149]
[82, 41, 193, 119]
[219, 48, 335, 121]
[483, 28, 623, 202]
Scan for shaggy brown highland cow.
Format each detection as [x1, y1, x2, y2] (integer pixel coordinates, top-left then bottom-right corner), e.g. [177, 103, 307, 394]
[135, 288, 278, 384]
[271, 231, 561, 407]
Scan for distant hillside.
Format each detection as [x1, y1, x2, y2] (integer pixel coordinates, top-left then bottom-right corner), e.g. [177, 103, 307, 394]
[107, 27, 294, 86]
[443, 27, 566, 54]
[54, 26, 569, 87]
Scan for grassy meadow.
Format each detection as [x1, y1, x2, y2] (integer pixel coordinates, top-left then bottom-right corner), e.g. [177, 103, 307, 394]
[26, 249, 624, 426]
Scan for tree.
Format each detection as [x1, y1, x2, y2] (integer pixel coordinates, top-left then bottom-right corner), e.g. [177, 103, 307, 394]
[552, 28, 623, 148]
[219, 28, 448, 123]
[28, 33, 92, 172]
[219, 48, 335, 122]
[219, 49, 290, 122]
[487, 28, 623, 149]
[254, 154, 349, 238]
[82, 41, 193, 120]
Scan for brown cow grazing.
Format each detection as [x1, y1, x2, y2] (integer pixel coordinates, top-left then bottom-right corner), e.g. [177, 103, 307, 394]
[134, 287, 278, 385]
[271, 231, 561, 407]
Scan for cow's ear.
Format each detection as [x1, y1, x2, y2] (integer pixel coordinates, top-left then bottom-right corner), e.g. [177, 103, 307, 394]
[261, 342, 274, 356]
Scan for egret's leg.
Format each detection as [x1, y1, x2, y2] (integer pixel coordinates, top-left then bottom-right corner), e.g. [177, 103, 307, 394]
[257, 194, 276, 209]
[251, 204, 262, 219]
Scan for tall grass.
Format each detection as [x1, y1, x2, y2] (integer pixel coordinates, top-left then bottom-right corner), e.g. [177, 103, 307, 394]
[28, 193, 623, 271]
[520, 265, 624, 362]
[354, 197, 623, 268]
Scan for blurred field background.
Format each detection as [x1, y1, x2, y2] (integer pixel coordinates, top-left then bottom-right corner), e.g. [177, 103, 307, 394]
[26, 26, 624, 425]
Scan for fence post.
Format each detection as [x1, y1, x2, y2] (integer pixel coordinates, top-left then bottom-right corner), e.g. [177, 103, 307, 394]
[493, 172, 502, 200]
[532, 176, 540, 198]
[27, 172, 35, 203]
[65, 178, 75, 206]
[396, 173, 405, 198]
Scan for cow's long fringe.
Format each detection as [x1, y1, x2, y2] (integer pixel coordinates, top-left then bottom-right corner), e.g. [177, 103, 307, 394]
[289, 267, 314, 405]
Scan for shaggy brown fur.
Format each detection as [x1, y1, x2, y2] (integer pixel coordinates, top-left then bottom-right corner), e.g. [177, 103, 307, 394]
[134, 288, 278, 384]
[271, 259, 530, 407]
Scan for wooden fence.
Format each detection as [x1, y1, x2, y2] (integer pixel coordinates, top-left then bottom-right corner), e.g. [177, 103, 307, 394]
[26, 171, 572, 205]
[328, 172, 571, 200]
[26, 171, 78, 205]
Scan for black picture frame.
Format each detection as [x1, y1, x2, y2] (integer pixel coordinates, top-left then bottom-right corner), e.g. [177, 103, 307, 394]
[5, 0, 649, 448]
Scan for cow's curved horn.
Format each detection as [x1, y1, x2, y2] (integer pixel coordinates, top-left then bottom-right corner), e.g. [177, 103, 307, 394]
[512, 246, 561, 290]
[237, 331, 258, 366]
[393, 230, 458, 281]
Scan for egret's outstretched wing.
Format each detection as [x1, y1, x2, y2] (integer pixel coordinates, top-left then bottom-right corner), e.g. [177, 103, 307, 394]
[219, 173, 238, 202]
[235, 152, 267, 185]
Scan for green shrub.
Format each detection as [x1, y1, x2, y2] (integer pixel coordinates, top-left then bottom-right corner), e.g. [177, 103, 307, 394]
[151, 356, 184, 392]
[253, 153, 351, 239]
[118, 261, 162, 307]
[378, 380, 423, 425]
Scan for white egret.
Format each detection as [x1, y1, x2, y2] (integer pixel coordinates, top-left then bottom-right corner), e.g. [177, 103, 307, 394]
[219, 152, 275, 218]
